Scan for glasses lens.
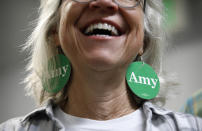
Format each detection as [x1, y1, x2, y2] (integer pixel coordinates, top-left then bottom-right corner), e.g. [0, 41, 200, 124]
[116, 0, 140, 8]
[72, 0, 92, 3]
[72, 0, 141, 8]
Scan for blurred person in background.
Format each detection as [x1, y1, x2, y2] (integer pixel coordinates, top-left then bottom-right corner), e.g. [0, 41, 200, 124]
[181, 88, 202, 117]
[0, 0, 202, 130]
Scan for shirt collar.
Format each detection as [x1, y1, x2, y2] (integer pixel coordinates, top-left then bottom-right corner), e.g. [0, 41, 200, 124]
[21, 99, 56, 126]
[143, 101, 173, 117]
[20, 99, 172, 126]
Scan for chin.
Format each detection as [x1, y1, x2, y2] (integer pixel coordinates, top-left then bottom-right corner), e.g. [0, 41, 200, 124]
[84, 54, 122, 71]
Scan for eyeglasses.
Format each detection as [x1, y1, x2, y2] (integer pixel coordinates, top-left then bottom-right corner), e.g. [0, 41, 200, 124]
[60, 0, 146, 11]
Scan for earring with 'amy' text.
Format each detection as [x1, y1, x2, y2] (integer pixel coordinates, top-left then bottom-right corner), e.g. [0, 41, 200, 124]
[42, 47, 71, 93]
[126, 55, 160, 100]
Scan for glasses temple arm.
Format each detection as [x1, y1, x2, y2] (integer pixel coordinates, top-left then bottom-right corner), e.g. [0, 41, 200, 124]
[143, 0, 146, 12]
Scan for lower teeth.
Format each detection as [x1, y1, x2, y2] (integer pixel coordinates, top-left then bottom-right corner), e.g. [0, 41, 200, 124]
[95, 34, 110, 36]
[87, 34, 111, 37]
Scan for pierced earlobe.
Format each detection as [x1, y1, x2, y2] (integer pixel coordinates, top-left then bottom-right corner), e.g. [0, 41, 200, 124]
[138, 46, 144, 56]
[53, 33, 61, 46]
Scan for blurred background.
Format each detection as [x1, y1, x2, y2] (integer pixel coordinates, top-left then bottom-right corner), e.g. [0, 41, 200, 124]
[0, 0, 202, 123]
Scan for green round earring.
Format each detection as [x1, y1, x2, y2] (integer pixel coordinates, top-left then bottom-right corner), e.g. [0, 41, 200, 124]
[126, 56, 160, 100]
[42, 47, 71, 93]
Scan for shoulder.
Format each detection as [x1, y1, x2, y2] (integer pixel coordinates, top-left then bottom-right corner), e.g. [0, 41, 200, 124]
[0, 100, 58, 131]
[158, 109, 202, 130]
[143, 102, 202, 130]
[0, 117, 24, 131]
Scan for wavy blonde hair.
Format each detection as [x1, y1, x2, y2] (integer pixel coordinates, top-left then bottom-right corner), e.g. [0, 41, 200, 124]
[24, 0, 177, 106]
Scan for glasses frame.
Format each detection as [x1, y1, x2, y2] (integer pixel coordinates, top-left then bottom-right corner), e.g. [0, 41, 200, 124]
[60, 0, 146, 11]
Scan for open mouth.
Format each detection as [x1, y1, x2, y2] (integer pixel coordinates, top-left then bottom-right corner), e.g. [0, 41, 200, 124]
[82, 22, 122, 37]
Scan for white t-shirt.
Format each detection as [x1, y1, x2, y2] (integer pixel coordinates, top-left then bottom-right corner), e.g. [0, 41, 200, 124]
[54, 107, 146, 131]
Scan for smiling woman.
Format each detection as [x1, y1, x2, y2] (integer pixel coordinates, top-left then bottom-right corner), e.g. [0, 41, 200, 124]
[0, 0, 202, 130]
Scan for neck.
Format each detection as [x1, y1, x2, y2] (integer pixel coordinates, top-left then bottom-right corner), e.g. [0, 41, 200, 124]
[61, 67, 138, 120]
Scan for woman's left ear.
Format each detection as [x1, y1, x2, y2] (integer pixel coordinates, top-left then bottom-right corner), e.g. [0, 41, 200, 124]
[138, 47, 144, 55]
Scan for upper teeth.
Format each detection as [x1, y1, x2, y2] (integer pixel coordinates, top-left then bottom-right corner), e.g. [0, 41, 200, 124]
[84, 23, 119, 36]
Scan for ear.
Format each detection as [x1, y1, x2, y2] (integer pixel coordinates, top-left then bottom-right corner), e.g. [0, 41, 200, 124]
[53, 32, 61, 46]
[138, 46, 144, 56]
[51, 26, 60, 46]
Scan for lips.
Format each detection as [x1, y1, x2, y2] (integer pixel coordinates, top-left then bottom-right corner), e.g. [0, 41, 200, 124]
[80, 19, 125, 37]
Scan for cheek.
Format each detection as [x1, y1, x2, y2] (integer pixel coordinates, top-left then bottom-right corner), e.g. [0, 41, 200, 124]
[120, 8, 144, 60]
[58, 2, 86, 59]
[120, 7, 144, 32]
[124, 9, 144, 44]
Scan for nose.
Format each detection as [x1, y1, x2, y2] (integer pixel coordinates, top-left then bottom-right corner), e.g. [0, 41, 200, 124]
[89, 0, 119, 12]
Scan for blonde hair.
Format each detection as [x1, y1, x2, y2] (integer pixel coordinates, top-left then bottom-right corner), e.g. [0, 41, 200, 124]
[24, 0, 177, 106]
